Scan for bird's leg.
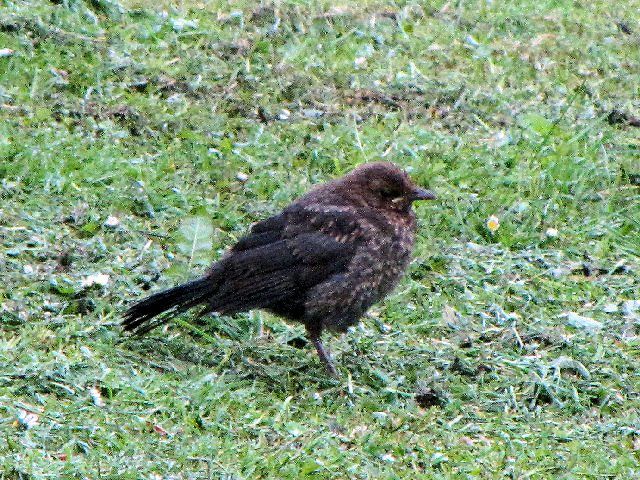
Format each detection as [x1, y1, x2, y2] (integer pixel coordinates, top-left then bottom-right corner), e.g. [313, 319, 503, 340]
[312, 336, 338, 377]
[307, 329, 338, 377]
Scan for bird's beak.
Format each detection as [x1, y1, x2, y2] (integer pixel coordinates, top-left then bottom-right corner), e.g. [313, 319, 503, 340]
[410, 188, 437, 201]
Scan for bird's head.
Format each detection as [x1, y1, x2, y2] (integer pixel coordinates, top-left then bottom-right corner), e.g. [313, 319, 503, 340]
[343, 162, 436, 212]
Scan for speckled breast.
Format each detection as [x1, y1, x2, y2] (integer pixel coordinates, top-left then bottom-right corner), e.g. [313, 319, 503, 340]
[373, 216, 416, 301]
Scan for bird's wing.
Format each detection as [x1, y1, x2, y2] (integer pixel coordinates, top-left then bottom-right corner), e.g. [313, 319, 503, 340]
[229, 213, 287, 252]
[208, 207, 360, 315]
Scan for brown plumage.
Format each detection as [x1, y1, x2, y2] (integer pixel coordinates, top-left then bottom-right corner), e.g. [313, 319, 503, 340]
[123, 162, 436, 375]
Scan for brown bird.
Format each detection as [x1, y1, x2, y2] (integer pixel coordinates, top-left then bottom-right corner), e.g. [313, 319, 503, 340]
[123, 162, 435, 375]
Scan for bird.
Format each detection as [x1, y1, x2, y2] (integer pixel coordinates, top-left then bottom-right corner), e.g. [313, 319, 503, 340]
[123, 162, 436, 375]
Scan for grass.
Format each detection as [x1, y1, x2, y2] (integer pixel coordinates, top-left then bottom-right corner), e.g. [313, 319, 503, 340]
[1, 0, 640, 478]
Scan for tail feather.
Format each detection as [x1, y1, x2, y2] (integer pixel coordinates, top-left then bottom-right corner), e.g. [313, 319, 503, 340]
[123, 277, 214, 334]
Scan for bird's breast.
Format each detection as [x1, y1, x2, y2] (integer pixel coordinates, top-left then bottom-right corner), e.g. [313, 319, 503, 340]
[356, 212, 416, 305]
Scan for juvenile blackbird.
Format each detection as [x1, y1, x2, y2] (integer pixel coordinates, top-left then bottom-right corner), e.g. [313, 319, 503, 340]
[123, 162, 436, 375]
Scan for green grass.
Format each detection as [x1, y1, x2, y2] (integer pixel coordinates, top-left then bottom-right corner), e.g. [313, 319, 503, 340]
[2, 0, 640, 478]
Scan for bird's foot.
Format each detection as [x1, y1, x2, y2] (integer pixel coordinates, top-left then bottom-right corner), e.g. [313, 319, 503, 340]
[310, 335, 338, 377]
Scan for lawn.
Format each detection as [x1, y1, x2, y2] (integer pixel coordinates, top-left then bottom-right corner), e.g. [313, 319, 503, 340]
[1, 0, 640, 478]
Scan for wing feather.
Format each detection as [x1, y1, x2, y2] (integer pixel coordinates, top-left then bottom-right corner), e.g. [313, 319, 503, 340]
[207, 207, 361, 316]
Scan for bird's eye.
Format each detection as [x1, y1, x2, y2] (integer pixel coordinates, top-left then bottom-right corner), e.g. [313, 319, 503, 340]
[378, 188, 397, 199]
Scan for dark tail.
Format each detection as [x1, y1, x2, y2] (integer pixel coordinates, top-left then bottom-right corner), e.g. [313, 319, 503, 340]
[122, 277, 214, 335]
